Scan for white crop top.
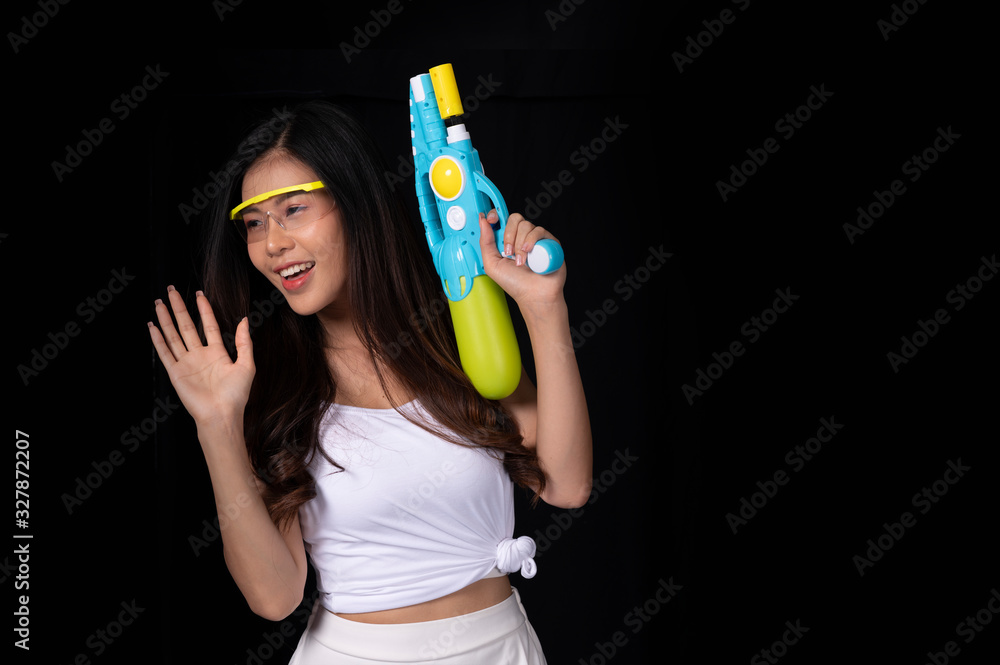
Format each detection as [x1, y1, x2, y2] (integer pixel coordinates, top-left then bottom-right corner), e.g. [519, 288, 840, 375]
[298, 400, 538, 614]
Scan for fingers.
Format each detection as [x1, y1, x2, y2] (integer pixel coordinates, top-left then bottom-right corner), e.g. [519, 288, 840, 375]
[166, 287, 204, 352]
[233, 316, 255, 371]
[195, 290, 224, 347]
[152, 288, 187, 359]
[478, 212, 503, 265]
[501, 213, 558, 268]
[147, 319, 176, 369]
[480, 210, 560, 271]
[149, 286, 222, 362]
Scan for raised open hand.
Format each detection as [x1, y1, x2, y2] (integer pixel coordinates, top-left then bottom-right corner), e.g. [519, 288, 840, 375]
[147, 287, 255, 429]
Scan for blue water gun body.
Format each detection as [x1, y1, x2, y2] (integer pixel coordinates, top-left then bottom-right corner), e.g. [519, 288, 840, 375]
[409, 63, 564, 399]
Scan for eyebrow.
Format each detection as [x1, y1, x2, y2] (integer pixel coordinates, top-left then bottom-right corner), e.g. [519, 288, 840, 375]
[239, 190, 308, 216]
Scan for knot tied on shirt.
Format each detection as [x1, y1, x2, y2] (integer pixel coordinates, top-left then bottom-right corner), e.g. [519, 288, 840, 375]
[496, 536, 537, 579]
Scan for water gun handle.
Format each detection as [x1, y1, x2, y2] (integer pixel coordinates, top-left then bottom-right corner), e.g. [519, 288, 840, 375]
[474, 172, 564, 276]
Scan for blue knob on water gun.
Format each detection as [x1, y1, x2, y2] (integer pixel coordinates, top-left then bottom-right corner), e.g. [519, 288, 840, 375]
[525, 238, 564, 275]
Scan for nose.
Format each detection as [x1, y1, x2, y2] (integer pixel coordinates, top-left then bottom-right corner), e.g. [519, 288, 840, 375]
[264, 213, 294, 255]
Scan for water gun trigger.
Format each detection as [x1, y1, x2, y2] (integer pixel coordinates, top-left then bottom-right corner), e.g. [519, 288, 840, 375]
[473, 170, 509, 257]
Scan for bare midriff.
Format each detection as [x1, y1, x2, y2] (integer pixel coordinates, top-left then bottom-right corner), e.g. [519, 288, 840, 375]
[333, 575, 513, 624]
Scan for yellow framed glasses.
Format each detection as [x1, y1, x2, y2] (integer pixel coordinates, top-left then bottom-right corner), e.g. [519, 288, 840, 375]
[230, 181, 331, 243]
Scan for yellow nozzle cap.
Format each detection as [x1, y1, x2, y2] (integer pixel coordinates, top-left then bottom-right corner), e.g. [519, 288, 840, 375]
[429, 63, 464, 119]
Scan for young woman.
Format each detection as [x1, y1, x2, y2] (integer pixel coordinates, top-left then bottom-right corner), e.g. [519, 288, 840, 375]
[148, 100, 592, 663]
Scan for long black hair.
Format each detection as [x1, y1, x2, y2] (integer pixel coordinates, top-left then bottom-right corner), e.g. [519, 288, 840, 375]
[198, 100, 545, 528]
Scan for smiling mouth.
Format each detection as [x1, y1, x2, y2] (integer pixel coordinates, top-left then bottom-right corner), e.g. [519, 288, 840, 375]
[277, 261, 315, 278]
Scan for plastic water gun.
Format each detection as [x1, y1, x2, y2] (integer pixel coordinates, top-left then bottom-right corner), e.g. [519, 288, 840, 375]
[409, 63, 564, 399]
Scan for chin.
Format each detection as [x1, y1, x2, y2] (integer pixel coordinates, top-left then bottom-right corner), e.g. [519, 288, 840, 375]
[281, 293, 327, 317]
[281, 287, 348, 320]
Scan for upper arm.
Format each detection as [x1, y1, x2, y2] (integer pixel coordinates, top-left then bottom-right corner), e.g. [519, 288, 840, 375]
[500, 365, 538, 449]
[500, 364, 593, 509]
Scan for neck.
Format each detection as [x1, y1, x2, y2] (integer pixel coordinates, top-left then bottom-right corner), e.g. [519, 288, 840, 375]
[316, 297, 363, 351]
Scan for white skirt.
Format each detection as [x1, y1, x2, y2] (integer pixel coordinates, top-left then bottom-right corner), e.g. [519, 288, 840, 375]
[288, 587, 547, 664]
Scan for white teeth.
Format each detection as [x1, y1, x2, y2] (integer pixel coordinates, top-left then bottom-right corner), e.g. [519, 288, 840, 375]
[278, 262, 315, 278]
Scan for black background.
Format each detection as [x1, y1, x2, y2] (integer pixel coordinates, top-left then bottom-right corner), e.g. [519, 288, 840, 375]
[8, 1, 996, 663]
